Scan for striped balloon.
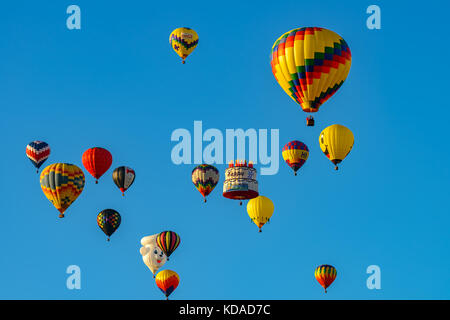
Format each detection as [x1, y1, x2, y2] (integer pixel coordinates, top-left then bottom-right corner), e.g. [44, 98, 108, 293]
[97, 209, 121, 241]
[40, 163, 85, 218]
[156, 231, 180, 260]
[26, 141, 50, 173]
[271, 27, 351, 123]
[192, 164, 219, 202]
[314, 264, 337, 293]
[155, 270, 180, 300]
[282, 141, 309, 175]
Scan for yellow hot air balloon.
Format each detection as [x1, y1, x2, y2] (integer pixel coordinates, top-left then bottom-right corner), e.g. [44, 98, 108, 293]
[169, 27, 199, 64]
[270, 27, 352, 126]
[247, 196, 274, 232]
[319, 124, 354, 170]
[40, 163, 85, 218]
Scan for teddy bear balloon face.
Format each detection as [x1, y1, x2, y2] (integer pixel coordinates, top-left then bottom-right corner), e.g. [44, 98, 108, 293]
[140, 235, 167, 277]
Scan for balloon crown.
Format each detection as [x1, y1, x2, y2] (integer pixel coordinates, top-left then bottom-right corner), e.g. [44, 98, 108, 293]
[227, 160, 253, 168]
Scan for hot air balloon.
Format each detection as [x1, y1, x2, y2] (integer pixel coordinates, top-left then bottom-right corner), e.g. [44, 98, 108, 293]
[40, 163, 85, 218]
[319, 124, 354, 170]
[223, 160, 259, 205]
[26, 141, 50, 173]
[315, 264, 337, 293]
[247, 196, 274, 232]
[192, 164, 219, 202]
[270, 27, 352, 126]
[82, 147, 112, 184]
[97, 209, 121, 241]
[156, 231, 180, 260]
[282, 141, 309, 176]
[112, 166, 135, 196]
[169, 27, 199, 64]
[155, 270, 180, 300]
[140, 234, 167, 278]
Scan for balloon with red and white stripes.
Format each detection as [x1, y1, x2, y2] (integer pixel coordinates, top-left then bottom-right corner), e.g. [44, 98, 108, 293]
[26, 141, 50, 173]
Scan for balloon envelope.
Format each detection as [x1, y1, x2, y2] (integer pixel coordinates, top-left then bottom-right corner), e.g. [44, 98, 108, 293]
[315, 264, 337, 293]
[169, 27, 199, 63]
[82, 147, 112, 183]
[97, 209, 121, 240]
[282, 141, 309, 175]
[319, 124, 354, 170]
[192, 164, 219, 201]
[156, 231, 180, 259]
[155, 270, 180, 299]
[112, 166, 135, 195]
[26, 141, 50, 172]
[140, 235, 167, 276]
[271, 27, 351, 114]
[247, 196, 274, 232]
[40, 163, 85, 218]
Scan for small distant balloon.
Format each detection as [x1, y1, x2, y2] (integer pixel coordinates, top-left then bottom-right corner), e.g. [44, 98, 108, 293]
[169, 27, 199, 64]
[97, 209, 121, 241]
[315, 264, 337, 293]
[112, 166, 135, 196]
[155, 270, 180, 300]
[82, 147, 112, 183]
[26, 141, 50, 173]
[192, 164, 219, 202]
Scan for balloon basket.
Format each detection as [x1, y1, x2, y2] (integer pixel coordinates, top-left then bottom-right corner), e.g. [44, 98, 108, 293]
[95, 180, 98, 184]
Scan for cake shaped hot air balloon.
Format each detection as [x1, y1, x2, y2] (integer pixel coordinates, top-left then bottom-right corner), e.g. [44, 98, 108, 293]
[192, 164, 219, 202]
[282, 141, 309, 176]
[319, 124, 354, 170]
[82, 147, 112, 184]
[271, 27, 352, 126]
[155, 270, 180, 300]
[247, 196, 274, 233]
[97, 209, 121, 241]
[315, 264, 337, 293]
[169, 27, 199, 64]
[26, 141, 50, 173]
[223, 160, 259, 205]
[40, 163, 85, 218]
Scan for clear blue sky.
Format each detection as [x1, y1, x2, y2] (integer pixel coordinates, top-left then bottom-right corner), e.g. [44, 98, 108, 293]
[1, 0, 449, 299]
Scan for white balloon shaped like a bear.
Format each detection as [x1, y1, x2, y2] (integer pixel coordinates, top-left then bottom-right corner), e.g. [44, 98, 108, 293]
[140, 234, 167, 277]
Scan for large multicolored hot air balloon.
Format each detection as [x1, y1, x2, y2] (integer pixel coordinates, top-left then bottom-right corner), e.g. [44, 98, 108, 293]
[315, 264, 337, 293]
[282, 141, 309, 176]
[271, 27, 352, 126]
[247, 196, 274, 232]
[169, 27, 199, 64]
[40, 163, 85, 218]
[319, 124, 354, 170]
[112, 166, 135, 196]
[140, 234, 167, 278]
[82, 147, 112, 184]
[155, 270, 180, 300]
[26, 141, 50, 173]
[192, 164, 219, 202]
[97, 209, 121, 241]
[156, 231, 180, 260]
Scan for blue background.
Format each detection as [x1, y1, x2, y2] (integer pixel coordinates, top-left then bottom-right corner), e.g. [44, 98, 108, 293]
[0, 0, 449, 299]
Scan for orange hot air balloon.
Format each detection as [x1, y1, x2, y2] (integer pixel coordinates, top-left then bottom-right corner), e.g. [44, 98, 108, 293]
[82, 147, 112, 184]
[155, 270, 180, 300]
[315, 264, 337, 293]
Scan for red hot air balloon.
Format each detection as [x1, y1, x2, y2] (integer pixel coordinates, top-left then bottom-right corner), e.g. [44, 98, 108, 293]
[82, 147, 112, 184]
